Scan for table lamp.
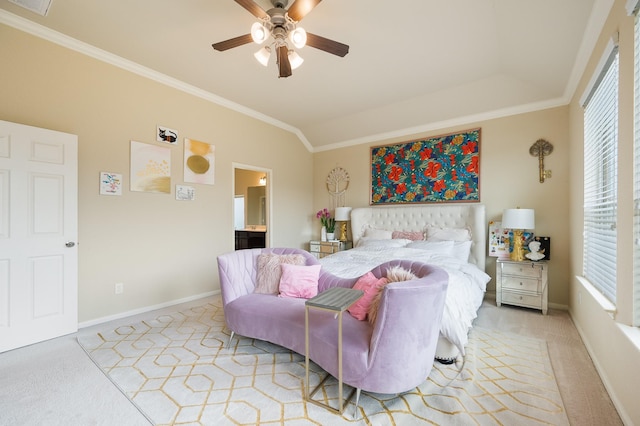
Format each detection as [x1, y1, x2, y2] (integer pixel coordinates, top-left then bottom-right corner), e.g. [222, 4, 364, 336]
[501, 208, 535, 261]
[334, 207, 352, 242]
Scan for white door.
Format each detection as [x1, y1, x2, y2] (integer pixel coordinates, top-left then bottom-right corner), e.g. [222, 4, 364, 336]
[0, 120, 78, 353]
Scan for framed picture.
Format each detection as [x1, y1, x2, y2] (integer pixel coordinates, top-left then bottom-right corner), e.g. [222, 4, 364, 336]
[130, 140, 171, 193]
[184, 138, 215, 185]
[157, 125, 178, 144]
[99, 172, 122, 196]
[370, 128, 480, 204]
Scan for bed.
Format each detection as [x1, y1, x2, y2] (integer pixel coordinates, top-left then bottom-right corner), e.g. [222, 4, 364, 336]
[318, 203, 489, 363]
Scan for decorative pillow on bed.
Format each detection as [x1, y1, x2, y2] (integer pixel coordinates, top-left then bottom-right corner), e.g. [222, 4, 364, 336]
[363, 227, 393, 240]
[347, 272, 389, 321]
[426, 226, 472, 242]
[391, 230, 425, 241]
[255, 253, 306, 294]
[278, 263, 321, 299]
[368, 266, 418, 325]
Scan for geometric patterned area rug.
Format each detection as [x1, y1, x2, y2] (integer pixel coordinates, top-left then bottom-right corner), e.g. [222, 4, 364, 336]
[77, 296, 569, 425]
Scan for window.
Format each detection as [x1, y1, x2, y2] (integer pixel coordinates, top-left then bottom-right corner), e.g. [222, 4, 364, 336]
[633, 0, 640, 326]
[583, 41, 619, 304]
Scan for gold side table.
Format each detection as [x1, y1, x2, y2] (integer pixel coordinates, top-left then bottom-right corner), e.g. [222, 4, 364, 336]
[304, 287, 363, 414]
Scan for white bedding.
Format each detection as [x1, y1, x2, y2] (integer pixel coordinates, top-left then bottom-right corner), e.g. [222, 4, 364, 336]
[319, 242, 490, 356]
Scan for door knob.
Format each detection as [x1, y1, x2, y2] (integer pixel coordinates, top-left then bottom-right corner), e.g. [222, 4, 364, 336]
[65, 241, 76, 248]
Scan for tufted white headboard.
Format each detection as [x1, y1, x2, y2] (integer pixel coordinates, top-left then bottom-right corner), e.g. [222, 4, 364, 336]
[350, 204, 486, 271]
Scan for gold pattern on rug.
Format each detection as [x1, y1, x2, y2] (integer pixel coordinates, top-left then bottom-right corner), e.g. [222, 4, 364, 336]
[77, 297, 569, 425]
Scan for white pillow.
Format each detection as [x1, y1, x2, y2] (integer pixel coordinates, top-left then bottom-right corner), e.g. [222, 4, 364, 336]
[363, 227, 393, 240]
[356, 238, 411, 249]
[450, 240, 473, 262]
[426, 226, 472, 242]
[405, 240, 455, 254]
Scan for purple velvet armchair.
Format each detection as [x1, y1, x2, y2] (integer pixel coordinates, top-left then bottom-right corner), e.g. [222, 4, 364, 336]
[217, 247, 448, 411]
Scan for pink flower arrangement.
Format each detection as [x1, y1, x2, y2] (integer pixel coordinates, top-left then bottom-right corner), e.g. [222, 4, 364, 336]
[316, 208, 335, 232]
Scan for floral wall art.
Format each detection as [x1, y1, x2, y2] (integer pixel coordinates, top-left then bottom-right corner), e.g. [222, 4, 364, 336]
[130, 140, 171, 193]
[184, 138, 215, 185]
[370, 128, 480, 204]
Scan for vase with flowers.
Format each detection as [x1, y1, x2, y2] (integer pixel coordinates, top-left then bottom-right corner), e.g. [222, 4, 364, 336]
[316, 208, 336, 241]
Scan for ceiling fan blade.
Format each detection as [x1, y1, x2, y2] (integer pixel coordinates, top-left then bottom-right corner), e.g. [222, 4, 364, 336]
[234, 0, 268, 19]
[212, 34, 253, 51]
[287, 0, 322, 22]
[277, 45, 292, 78]
[306, 32, 349, 57]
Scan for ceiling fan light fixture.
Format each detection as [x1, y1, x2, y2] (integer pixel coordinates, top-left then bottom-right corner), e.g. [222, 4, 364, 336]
[289, 27, 307, 49]
[251, 22, 270, 44]
[288, 50, 304, 70]
[254, 46, 271, 66]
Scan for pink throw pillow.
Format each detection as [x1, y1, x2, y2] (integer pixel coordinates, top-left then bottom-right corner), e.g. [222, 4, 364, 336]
[278, 263, 321, 299]
[392, 230, 424, 241]
[348, 272, 389, 321]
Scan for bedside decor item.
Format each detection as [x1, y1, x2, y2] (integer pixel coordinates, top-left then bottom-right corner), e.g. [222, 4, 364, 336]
[370, 128, 480, 204]
[501, 208, 535, 262]
[316, 208, 335, 241]
[529, 139, 553, 183]
[335, 207, 352, 241]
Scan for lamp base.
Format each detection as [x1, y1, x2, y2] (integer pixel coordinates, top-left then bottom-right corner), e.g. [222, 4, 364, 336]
[339, 222, 348, 241]
[510, 229, 526, 261]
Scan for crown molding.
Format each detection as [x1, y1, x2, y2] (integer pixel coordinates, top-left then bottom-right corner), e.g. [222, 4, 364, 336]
[0, 9, 313, 152]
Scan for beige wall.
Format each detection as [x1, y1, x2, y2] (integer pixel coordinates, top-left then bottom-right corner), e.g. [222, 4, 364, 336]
[0, 24, 315, 323]
[568, 0, 640, 423]
[313, 107, 571, 304]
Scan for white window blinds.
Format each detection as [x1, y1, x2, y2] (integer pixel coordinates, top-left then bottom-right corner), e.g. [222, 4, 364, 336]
[633, 6, 640, 326]
[583, 46, 619, 304]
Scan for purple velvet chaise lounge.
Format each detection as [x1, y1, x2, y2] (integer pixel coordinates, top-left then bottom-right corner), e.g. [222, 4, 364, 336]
[217, 247, 448, 411]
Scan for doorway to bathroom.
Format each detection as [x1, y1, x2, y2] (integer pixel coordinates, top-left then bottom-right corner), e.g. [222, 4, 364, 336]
[233, 164, 271, 250]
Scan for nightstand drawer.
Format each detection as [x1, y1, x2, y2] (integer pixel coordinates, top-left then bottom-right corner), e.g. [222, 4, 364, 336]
[502, 276, 540, 293]
[502, 291, 542, 309]
[501, 262, 542, 278]
[320, 244, 337, 254]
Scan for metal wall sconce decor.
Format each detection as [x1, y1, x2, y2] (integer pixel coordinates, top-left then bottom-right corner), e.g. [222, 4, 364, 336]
[529, 139, 554, 183]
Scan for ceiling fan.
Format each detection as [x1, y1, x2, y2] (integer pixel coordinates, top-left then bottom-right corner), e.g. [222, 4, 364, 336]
[212, 0, 349, 78]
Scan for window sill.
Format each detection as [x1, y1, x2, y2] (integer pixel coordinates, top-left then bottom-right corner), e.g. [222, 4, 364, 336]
[576, 276, 617, 319]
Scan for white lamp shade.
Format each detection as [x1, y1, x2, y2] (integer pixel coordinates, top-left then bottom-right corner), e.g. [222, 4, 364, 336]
[335, 207, 352, 221]
[289, 27, 307, 49]
[288, 51, 304, 69]
[501, 208, 535, 230]
[251, 22, 270, 44]
[254, 46, 271, 66]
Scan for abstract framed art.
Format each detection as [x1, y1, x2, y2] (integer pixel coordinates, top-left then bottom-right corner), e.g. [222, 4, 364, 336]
[370, 128, 480, 204]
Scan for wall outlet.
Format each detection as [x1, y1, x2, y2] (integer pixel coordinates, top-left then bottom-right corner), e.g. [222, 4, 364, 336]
[115, 282, 124, 294]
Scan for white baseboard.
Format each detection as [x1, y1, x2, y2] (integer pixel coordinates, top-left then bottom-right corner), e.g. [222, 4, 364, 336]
[569, 309, 632, 426]
[78, 290, 219, 329]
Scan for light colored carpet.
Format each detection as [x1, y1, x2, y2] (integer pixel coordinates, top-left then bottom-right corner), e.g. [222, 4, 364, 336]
[77, 296, 569, 425]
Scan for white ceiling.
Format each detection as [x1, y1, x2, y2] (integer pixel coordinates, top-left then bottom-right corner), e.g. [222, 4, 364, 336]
[0, 0, 608, 150]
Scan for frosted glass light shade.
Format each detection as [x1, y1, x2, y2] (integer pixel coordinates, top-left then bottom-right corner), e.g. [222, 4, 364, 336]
[335, 207, 352, 221]
[251, 22, 270, 44]
[288, 51, 304, 69]
[289, 27, 307, 48]
[254, 46, 271, 66]
[502, 208, 535, 230]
